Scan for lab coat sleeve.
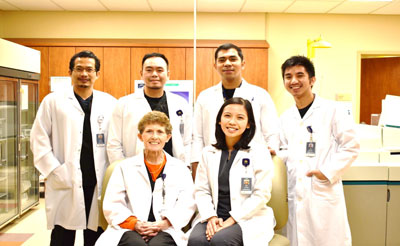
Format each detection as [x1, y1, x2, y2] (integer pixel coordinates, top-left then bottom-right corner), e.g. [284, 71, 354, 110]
[163, 166, 196, 229]
[183, 102, 193, 165]
[194, 150, 218, 221]
[319, 106, 360, 184]
[30, 96, 62, 178]
[107, 100, 125, 163]
[276, 118, 289, 163]
[260, 91, 280, 151]
[103, 163, 133, 226]
[191, 99, 204, 163]
[230, 149, 273, 223]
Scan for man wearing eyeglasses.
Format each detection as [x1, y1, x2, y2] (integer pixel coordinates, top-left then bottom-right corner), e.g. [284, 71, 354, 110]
[30, 50, 117, 246]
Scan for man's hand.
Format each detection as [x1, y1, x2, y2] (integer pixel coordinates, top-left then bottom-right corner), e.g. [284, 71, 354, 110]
[268, 146, 276, 156]
[191, 162, 199, 181]
[306, 169, 328, 181]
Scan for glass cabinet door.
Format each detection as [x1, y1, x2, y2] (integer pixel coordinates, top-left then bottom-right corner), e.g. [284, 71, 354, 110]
[20, 80, 39, 212]
[0, 76, 18, 225]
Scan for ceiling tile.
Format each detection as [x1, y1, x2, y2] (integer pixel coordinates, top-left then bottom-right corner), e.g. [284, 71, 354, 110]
[197, 0, 244, 12]
[371, 0, 400, 14]
[4, 0, 63, 10]
[150, 0, 193, 11]
[286, 0, 342, 13]
[52, 0, 107, 11]
[241, 0, 293, 12]
[0, 0, 20, 10]
[329, 1, 389, 14]
[100, 0, 151, 11]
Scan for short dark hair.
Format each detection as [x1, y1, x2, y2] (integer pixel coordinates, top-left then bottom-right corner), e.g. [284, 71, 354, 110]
[142, 52, 169, 70]
[69, 50, 100, 72]
[214, 43, 244, 62]
[281, 55, 315, 79]
[213, 97, 256, 151]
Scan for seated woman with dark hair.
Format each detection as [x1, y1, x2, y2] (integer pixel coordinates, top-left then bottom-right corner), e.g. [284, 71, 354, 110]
[188, 97, 275, 246]
[96, 111, 196, 246]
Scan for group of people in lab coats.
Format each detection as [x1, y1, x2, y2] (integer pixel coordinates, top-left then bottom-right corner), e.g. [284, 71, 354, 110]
[30, 43, 359, 246]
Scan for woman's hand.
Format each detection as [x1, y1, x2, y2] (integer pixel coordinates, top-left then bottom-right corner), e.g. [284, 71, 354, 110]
[215, 217, 236, 233]
[134, 221, 160, 242]
[206, 216, 223, 240]
[152, 218, 172, 231]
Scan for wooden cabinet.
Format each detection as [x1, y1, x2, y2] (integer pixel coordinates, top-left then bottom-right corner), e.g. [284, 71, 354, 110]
[8, 39, 269, 101]
[103, 48, 130, 98]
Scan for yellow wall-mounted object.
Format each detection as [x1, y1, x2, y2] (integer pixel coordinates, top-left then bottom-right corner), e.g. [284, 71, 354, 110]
[307, 36, 332, 58]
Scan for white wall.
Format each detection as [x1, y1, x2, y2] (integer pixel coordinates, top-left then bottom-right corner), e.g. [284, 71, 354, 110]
[266, 13, 400, 121]
[0, 11, 194, 39]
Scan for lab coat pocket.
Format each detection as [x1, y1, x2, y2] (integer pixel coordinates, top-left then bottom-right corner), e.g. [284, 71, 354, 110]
[311, 176, 340, 201]
[48, 163, 72, 190]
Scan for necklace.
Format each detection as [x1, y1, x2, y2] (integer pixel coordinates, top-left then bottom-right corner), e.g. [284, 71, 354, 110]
[147, 163, 164, 174]
[144, 154, 166, 174]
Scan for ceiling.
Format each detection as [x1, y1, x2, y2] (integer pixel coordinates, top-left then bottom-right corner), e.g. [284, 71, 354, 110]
[0, 0, 399, 15]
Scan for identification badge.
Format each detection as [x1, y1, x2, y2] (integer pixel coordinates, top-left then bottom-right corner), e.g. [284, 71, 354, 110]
[241, 177, 252, 194]
[96, 133, 105, 147]
[306, 141, 316, 157]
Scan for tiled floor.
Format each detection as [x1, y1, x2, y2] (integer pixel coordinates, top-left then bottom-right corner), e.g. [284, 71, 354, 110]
[0, 199, 83, 246]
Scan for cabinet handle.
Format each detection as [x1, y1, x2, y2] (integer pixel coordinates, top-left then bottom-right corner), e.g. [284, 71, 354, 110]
[387, 189, 391, 202]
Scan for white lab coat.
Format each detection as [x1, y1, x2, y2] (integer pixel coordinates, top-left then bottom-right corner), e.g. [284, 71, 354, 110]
[107, 89, 192, 165]
[191, 80, 279, 163]
[30, 88, 116, 230]
[278, 95, 360, 246]
[194, 145, 275, 246]
[95, 152, 196, 246]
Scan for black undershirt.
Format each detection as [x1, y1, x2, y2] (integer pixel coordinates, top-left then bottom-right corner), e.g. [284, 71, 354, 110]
[222, 82, 242, 101]
[298, 99, 314, 118]
[217, 149, 238, 221]
[74, 93, 97, 188]
[145, 164, 166, 222]
[74, 93, 97, 222]
[144, 91, 173, 157]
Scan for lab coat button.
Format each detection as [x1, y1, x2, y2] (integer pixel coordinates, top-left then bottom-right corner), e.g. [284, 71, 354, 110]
[297, 197, 302, 201]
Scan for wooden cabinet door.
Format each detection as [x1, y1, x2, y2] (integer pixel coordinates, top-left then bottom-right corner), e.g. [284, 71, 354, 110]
[103, 48, 130, 99]
[242, 48, 268, 91]
[29, 46, 49, 102]
[159, 48, 186, 80]
[75, 47, 104, 92]
[49, 47, 76, 77]
[195, 48, 216, 98]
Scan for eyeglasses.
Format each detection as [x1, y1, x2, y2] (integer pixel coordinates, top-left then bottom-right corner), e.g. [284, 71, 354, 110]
[73, 67, 97, 74]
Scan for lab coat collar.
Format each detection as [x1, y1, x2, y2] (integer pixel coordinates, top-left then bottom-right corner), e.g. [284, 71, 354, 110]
[133, 151, 176, 184]
[289, 94, 322, 121]
[66, 86, 84, 113]
[215, 79, 249, 92]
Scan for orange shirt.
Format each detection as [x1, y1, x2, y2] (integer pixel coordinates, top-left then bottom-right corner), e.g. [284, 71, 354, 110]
[144, 155, 167, 182]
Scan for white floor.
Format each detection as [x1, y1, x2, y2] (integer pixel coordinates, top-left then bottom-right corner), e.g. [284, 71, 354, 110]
[1, 198, 84, 246]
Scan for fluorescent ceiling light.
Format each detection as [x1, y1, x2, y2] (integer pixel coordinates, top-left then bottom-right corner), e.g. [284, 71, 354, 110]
[349, 0, 392, 2]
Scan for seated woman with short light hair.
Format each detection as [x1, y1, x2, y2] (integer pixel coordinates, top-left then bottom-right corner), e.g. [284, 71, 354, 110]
[95, 111, 196, 246]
